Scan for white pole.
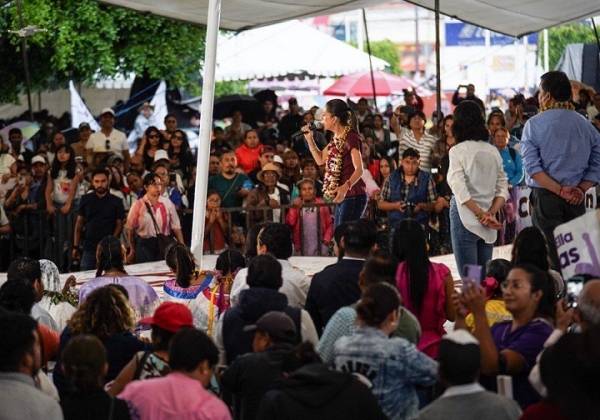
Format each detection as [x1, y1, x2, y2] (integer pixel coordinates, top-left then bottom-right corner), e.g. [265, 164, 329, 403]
[191, 0, 221, 268]
[543, 29, 549, 72]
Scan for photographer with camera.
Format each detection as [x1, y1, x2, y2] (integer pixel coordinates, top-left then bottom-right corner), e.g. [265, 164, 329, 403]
[452, 84, 485, 114]
[378, 148, 437, 248]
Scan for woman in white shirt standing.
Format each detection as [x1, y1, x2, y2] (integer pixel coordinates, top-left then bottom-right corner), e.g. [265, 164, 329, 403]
[447, 101, 508, 271]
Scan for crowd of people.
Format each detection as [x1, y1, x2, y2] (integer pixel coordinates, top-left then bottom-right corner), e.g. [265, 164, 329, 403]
[2, 70, 600, 418]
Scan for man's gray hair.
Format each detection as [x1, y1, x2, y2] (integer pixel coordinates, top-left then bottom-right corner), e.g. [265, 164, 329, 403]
[578, 280, 600, 327]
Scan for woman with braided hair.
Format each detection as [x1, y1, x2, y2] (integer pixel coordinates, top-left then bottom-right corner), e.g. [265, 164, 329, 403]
[78, 236, 160, 324]
[163, 244, 245, 336]
[303, 99, 367, 226]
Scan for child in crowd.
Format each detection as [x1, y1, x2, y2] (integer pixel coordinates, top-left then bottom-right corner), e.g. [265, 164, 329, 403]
[203, 189, 228, 254]
[286, 179, 333, 256]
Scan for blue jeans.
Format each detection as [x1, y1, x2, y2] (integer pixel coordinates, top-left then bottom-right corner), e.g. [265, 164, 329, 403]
[334, 194, 367, 227]
[80, 250, 97, 272]
[449, 198, 493, 274]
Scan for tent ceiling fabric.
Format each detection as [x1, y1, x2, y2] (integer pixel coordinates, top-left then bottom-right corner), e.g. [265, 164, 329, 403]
[403, 0, 600, 37]
[97, 0, 600, 36]
[215, 21, 389, 81]
[95, 0, 391, 31]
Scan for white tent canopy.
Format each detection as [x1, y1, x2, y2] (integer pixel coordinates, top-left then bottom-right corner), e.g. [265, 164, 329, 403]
[215, 20, 389, 82]
[97, 0, 600, 37]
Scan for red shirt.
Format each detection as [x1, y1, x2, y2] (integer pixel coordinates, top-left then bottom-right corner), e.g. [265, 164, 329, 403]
[339, 130, 366, 197]
[235, 143, 262, 174]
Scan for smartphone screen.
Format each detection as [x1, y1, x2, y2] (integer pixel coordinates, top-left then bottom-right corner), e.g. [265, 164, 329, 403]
[169, 172, 176, 185]
[19, 176, 26, 186]
[462, 264, 483, 290]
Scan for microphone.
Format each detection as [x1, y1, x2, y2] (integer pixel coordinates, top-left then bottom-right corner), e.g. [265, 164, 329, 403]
[291, 121, 323, 139]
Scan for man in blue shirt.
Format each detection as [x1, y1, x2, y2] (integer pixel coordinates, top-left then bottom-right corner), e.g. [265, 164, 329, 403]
[521, 70, 600, 269]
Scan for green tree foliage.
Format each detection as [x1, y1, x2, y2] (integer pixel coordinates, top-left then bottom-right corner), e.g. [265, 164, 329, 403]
[368, 39, 402, 75]
[0, 0, 206, 102]
[543, 23, 598, 70]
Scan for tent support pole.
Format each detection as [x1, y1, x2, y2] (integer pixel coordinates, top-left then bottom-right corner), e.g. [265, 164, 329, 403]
[435, 0, 441, 118]
[191, 0, 221, 267]
[362, 9, 377, 108]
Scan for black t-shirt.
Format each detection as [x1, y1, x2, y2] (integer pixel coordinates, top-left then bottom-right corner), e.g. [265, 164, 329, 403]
[79, 192, 125, 252]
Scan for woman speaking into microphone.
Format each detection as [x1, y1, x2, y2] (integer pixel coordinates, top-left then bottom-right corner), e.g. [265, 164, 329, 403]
[303, 99, 366, 226]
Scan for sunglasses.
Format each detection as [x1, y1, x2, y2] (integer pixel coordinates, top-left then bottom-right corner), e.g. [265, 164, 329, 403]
[149, 134, 160, 139]
[171, 135, 184, 141]
[105, 139, 111, 150]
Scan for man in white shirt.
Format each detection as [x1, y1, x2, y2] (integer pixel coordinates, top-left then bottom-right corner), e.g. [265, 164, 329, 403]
[86, 108, 131, 173]
[230, 222, 311, 309]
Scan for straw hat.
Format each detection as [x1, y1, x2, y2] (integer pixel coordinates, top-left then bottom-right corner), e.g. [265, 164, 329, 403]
[257, 162, 281, 182]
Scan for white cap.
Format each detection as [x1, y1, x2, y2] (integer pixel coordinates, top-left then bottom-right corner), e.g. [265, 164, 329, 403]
[273, 155, 284, 165]
[31, 155, 46, 165]
[101, 107, 115, 116]
[154, 150, 169, 162]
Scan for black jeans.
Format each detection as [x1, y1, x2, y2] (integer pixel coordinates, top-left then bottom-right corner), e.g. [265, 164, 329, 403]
[529, 188, 585, 270]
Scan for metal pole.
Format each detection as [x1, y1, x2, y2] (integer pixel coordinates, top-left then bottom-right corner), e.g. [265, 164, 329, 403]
[435, 0, 441, 117]
[543, 29, 549, 72]
[191, 0, 221, 267]
[362, 9, 377, 109]
[414, 6, 420, 77]
[17, 0, 34, 121]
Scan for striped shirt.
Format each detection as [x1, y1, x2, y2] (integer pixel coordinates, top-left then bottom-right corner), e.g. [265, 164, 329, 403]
[397, 127, 437, 172]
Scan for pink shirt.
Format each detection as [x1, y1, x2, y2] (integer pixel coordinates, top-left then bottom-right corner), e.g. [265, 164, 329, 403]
[119, 372, 231, 420]
[125, 196, 181, 238]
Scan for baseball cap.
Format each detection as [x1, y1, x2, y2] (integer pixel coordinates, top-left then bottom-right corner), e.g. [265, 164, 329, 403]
[259, 145, 275, 156]
[107, 155, 123, 166]
[154, 150, 169, 162]
[140, 302, 194, 333]
[243, 311, 297, 343]
[101, 107, 115, 116]
[78, 122, 91, 131]
[31, 155, 46, 165]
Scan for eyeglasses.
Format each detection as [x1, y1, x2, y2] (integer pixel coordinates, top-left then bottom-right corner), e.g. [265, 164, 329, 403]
[500, 281, 531, 292]
[263, 172, 278, 178]
[105, 139, 111, 150]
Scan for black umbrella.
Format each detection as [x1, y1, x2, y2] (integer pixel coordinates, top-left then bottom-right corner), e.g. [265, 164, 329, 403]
[212, 94, 261, 123]
[253, 89, 278, 106]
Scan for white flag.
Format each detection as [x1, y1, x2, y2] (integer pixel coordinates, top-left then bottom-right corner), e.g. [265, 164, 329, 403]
[150, 81, 168, 130]
[69, 81, 101, 131]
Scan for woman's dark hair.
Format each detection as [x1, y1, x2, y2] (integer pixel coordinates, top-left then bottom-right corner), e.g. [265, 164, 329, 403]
[95, 236, 127, 278]
[540, 71, 572, 102]
[0, 310, 38, 372]
[215, 250, 246, 276]
[512, 263, 556, 321]
[0, 278, 37, 314]
[143, 126, 165, 154]
[165, 243, 198, 288]
[168, 129, 190, 154]
[391, 219, 431, 315]
[377, 156, 397, 186]
[244, 222, 269, 262]
[451, 100, 489, 143]
[247, 254, 282, 289]
[62, 334, 107, 392]
[356, 283, 401, 327]
[325, 99, 359, 132]
[487, 113, 506, 126]
[108, 164, 124, 190]
[486, 259, 512, 298]
[50, 143, 77, 179]
[511, 226, 550, 272]
[361, 250, 399, 287]
[169, 328, 218, 371]
[150, 324, 176, 352]
[143, 172, 160, 187]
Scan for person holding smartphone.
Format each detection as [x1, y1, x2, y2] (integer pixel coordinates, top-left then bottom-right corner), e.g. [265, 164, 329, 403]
[452, 83, 485, 114]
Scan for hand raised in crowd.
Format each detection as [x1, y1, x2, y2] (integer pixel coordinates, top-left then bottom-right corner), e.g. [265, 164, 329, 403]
[459, 284, 487, 316]
[555, 298, 575, 332]
[62, 275, 77, 294]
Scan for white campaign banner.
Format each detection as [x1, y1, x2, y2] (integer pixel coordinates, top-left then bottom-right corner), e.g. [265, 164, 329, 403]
[553, 209, 600, 279]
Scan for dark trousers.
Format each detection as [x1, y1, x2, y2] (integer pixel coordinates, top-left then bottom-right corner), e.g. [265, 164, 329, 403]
[529, 188, 585, 270]
[136, 237, 161, 263]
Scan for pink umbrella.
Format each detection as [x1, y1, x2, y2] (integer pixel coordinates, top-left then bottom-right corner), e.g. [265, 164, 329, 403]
[323, 70, 427, 97]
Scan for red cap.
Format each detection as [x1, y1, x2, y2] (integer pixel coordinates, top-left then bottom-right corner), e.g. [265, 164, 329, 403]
[259, 145, 275, 156]
[140, 302, 194, 333]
